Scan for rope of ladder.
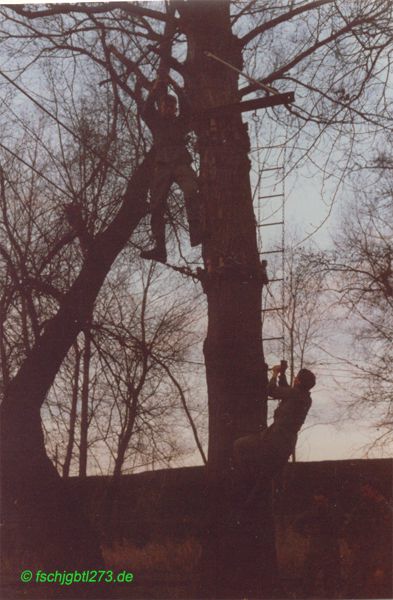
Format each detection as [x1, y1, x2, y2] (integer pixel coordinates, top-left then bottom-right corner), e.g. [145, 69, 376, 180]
[253, 117, 287, 364]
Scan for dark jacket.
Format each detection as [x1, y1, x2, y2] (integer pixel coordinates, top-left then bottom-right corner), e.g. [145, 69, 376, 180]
[267, 374, 312, 435]
[142, 86, 192, 164]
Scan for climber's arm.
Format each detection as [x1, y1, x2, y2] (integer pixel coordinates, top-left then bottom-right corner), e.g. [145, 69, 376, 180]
[267, 364, 293, 400]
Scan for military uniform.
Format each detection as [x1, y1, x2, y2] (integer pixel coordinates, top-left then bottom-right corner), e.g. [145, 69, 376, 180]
[142, 87, 201, 253]
[233, 374, 312, 486]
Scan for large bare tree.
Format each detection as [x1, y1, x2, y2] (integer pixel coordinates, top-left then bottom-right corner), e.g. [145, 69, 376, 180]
[1, 1, 392, 596]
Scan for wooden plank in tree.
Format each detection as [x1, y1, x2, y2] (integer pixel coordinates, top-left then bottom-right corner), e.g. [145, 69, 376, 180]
[199, 92, 295, 118]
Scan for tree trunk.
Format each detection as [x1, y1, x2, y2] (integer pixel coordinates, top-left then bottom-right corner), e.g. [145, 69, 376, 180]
[0, 152, 153, 569]
[63, 342, 80, 478]
[79, 327, 91, 477]
[179, 2, 276, 597]
[102, 398, 138, 534]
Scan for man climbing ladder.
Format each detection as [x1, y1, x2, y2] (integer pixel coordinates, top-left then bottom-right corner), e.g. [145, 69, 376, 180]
[234, 362, 316, 502]
[140, 76, 203, 263]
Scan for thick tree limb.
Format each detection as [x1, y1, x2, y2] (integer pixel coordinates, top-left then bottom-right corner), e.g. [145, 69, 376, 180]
[38, 232, 76, 274]
[6, 2, 172, 23]
[147, 42, 185, 77]
[240, 14, 380, 97]
[3, 151, 154, 414]
[239, 0, 335, 47]
[108, 44, 151, 90]
[25, 278, 65, 303]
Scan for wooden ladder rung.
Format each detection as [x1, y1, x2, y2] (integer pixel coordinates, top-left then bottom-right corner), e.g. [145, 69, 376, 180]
[258, 220, 284, 227]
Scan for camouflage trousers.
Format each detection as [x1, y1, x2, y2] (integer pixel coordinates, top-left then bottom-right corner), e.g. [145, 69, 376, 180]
[233, 426, 296, 481]
[149, 160, 201, 247]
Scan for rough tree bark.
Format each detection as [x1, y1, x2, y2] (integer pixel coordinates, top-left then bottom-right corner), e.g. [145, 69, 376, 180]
[102, 393, 138, 533]
[79, 327, 92, 478]
[179, 2, 274, 597]
[0, 152, 153, 569]
[63, 342, 81, 478]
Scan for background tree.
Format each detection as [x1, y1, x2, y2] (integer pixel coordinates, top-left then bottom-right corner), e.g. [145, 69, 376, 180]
[0, 91, 205, 571]
[322, 150, 393, 452]
[0, 70, 155, 569]
[1, 1, 392, 596]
